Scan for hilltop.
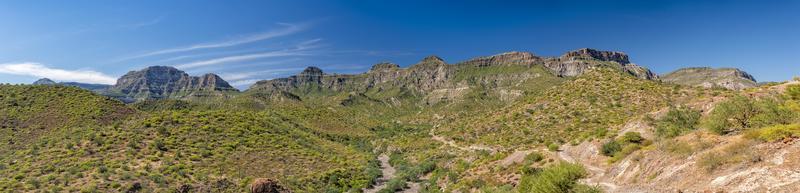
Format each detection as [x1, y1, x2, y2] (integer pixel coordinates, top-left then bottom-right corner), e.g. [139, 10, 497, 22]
[661, 67, 758, 90]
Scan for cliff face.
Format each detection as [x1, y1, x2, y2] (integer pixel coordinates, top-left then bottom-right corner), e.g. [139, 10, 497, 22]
[661, 67, 757, 90]
[543, 48, 658, 79]
[108, 66, 237, 102]
[248, 48, 659, 100]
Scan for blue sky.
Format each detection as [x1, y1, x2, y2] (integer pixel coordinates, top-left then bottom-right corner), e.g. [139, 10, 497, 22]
[0, 0, 797, 89]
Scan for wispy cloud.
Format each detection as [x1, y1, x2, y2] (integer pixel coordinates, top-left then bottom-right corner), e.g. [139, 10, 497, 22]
[174, 38, 322, 69]
[220, 68, 303, 81]
[229, 79, 261, 87]
[0, 62, 116, 84]
[118, 22, 310, 61]
[221, 68, 304, 87]
[121, 16, 164, 29]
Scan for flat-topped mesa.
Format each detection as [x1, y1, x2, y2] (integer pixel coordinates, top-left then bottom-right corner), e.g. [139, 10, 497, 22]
[561, 48, 630, 64]
[661, 67, 757, 90]
[457, 51, 541, 67]
[674, 67, 756, 82]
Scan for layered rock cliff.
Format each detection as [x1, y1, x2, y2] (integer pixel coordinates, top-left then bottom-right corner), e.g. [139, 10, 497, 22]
[248, 48, 659, 100]
[661, 67, 757, 90]
[107, 66, 238, 102]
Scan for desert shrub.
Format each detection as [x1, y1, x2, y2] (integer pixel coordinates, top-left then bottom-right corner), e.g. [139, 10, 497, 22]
[697, 139, 760, 172]
[750, 99, 797, 128]
[620, 132, 644, 143]
[705, 96, 797, 135]
[602, 132, 649, 162]
[601, 141, 622, 156]
[547, 143, 560, 152]
[745, 124, 800, 142]
[516, 162, 600, 193]
[653, 106, 700, 138]
[659, 140, 693, 157]
[704, 96, 759, 134]
[524, 152, 544, 164]
[787, 84, 800, 100]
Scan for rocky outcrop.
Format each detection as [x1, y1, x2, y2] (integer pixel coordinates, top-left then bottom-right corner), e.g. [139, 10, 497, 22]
[661, 67, 757, 90]
[544, 48, 658, 80]
[249, 178, 290, 193]
[456, 52, 542, 67]
[108, 66, 237, 102]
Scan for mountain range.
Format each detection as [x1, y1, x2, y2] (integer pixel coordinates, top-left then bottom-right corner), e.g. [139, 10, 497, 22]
[31, 48, 754, 103]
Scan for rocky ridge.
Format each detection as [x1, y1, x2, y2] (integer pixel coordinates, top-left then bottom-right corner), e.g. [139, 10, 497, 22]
[107, 66, 238, 102]
[661, 67, 758, 90]
[31, 78, 112, 92]
[248, 48, 659, 101]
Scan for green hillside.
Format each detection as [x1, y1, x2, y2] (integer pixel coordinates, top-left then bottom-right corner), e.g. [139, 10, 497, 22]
[0, 85, 376, 192]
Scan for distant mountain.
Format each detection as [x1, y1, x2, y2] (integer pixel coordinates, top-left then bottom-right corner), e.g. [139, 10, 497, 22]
[61, 82, 111, 92]
[31, 78, 111, 92]
[106, 66, 238, 102]
[248, 48, 657, 104]
[661, 67, 757, 90]
[32, 78, 57, 85]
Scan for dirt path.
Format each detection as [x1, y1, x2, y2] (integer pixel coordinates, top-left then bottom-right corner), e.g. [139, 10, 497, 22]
[557, 146, 620, 191]
[430, 125, 496, 153]
[363, 154, 423, 193]
[364, 154, 396, 193]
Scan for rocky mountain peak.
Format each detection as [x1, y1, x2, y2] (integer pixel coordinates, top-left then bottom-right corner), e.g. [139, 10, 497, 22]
[32, 78, 57, 85]
[420, 55, 446, 65]
[561, 48, 630, 64]
[369, 62, 400, 72]
[299, 66, 324, 76]
[108, 66, 237, 102]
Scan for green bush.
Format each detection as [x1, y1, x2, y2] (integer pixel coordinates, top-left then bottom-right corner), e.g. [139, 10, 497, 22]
[524, 152, 544, 164]
[745, 124, 800, 142]
[704, 96, 797, 135]
[516, 162, 600, 193]
[620, 132, 644, 144]
[653, 106, 700, 138]
[786, 84, 800, 101]
[547, 143, 560, 152]
[601, 141, 621, 156]
[601, 132, 649, 162]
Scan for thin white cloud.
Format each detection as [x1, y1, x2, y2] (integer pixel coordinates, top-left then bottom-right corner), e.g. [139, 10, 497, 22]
[175, 50, 310, 69]
[0, 62, 116, 84]
[118, 22, 310, 61]
[219, 68, 304, 81]
[174, 39, 322, 69]
[229, 79, 260, 87]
